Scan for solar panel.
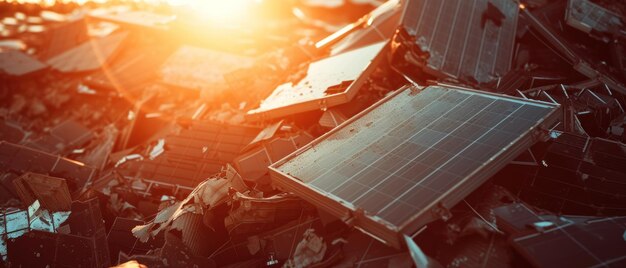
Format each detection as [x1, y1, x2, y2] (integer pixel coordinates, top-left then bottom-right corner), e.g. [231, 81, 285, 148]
[566, 0, 624, 38]
[0, 50, 47, 77]
[116, 121, 260, 188]
[0, 141, 97, 195]
[513, 132, 626, 215]
[329, 0, 401, 55]
[512, 216, 626, 267]
[160, 46, 254, 97]
[399, 0, 518, 84]
[47, 32, 128, 73]
[270, 84, 560, 248]
[246, 41, 388, 121]
[522, 3, 626, 103]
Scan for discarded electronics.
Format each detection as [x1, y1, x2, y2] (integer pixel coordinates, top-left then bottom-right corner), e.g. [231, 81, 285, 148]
[247, 41, 389, 121]
[494, 203, 626, 267]
[518, 131, 626, 215]
[13, 172, 72, 212]
[38, 16, 89, 60]
[270, 84, 560, 248]
[116, 121, 261, 188]
[1, 0, 625, 267]
[6, 198, 110, 267]
[83, 46, 173, 97]
[0, 200, 71, 259]
[513, 216, 626, 267]
[26, 119, 95, 154]
[565, 0, 625, 41]
[521, 2, 626, 95]
[395, 0, 519, 84]
[159, 45, 255, 98]
[234, 121, 314, 186]
[0, 50, 47, 77]
[46, 31, 128, 73]
[0, 141, 98, 197]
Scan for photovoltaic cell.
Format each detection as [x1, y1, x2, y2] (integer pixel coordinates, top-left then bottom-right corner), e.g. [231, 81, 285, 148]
[270, 84, 560, 247]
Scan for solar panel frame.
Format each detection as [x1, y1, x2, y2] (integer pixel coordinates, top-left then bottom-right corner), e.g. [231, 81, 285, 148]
[270, 84, 560, 248]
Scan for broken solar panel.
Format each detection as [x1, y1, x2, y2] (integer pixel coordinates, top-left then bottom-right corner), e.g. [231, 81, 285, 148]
[84, 46, 172, 96]
[0, 141, 97, 196]
[522, 4, 626, 96]
[511, 216, 626, 267]
[399, 0, 518, 84]
[39, 17, 89, 61]
[26, 119, 94, 154]
[159, 46, 254, 97]
[0, 50, 47, 77]
[246, 41, 387, 121]
[116, 121, 261, 188]
[565, 0, 625, 39]
[46, 31, 128, 73]
[270, 84, 560, 248]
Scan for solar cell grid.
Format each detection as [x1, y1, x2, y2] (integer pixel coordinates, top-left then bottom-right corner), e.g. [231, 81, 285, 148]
[400, 0, 519, 83]
[271, 84, 560, 247]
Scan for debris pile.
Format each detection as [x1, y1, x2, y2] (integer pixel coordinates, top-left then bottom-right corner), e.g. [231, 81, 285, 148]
[0, 0, 625, 267]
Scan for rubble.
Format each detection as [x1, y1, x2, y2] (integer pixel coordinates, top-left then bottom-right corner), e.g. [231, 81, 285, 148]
[26, 119, 94, 154]
[1, 0, 625, 267]
[131, 165, 247, 244]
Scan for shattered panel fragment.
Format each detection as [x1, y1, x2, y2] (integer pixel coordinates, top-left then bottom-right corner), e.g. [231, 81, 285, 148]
[116, 121, 260, 188]
[0, 50, 47, 77]
[398, 0, 519, 84]
[159, 46, 254, 98]
[512, 216, 626, 267]
[13, 172, 72, 212]
[46, 31, 128, 73]
[565, 0, 625, 40]
[247, 41, 387, 120]
[0, 141, 97, 196]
